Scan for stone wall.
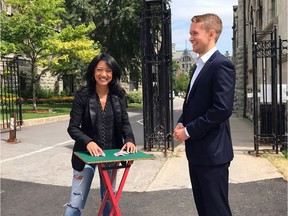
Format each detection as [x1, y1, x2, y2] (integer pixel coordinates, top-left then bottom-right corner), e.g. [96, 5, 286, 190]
[39, 71, 63, 93]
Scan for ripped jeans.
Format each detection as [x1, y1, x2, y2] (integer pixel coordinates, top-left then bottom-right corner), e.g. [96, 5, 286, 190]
[64, 163, 116, 216]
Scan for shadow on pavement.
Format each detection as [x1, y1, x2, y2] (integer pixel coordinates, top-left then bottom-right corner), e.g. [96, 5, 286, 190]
[1, 178, 287, 216]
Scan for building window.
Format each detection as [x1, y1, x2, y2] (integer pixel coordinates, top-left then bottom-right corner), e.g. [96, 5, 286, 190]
[271, 0, 276, 18]
[258, 0, 263, 29]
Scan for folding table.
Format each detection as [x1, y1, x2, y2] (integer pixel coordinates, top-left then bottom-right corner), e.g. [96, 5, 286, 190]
[74, 149, 154, 216]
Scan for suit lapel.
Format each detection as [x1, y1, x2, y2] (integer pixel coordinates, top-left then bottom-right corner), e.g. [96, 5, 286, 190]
[184, 65, 197, 104]
[89, 93, 97, 129]
[186, 51, 218, 102]
[111, 94, 121, 126]
[184, 77, 192, 104]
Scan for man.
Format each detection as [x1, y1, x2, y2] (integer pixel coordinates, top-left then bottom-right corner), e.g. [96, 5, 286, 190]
[173, 13, 235, 216]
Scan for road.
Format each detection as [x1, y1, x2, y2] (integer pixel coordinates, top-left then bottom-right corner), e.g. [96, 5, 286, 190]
[1, 98, 287, 216]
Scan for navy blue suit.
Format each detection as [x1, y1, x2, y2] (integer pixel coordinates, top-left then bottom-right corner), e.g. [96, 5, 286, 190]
[178, 50, 235, 216]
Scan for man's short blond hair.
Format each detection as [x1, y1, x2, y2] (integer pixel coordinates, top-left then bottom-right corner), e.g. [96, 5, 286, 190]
[191, 13, 223, 42]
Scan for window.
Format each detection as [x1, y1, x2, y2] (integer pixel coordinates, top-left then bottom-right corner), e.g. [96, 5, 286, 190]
[271, 0, 276, 18]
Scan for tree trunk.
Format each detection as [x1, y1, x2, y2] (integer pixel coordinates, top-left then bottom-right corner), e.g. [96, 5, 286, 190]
[32, 81, 37, 110]
[31, 61, 37, 110]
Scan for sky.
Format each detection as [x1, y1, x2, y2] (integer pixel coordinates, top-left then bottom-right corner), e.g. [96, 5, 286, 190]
[170, 0, 238, 55]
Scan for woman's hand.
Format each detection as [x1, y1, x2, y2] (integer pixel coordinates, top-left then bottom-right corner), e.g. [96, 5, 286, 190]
[121, 142, 137, 154]
[86, 141, 104, 156]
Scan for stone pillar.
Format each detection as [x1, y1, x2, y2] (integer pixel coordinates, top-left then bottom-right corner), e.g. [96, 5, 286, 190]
[233, 0, 246, 118]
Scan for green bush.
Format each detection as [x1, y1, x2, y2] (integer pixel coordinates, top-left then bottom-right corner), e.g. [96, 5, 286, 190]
[37, 88, 55, 99]
[126, 91, 142, 104]
[173, 72, 190, 98]
[282, 150, 288, 159]
[23, 91, 142, 105]
[25, 96, 74, 104]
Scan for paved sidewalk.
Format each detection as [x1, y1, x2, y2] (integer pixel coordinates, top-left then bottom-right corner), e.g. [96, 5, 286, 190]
[1, 101, 287, 215]
[2, 111, 283, 190]
[125, 116, 284, 192]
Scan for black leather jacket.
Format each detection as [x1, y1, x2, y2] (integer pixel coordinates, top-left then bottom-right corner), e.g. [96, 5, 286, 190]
[67, 89, 135, 171]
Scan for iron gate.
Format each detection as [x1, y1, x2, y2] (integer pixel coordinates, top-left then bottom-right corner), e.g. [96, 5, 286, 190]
[141, 0, 174, 154]
[252, 27, 287, 154]
[0, 57, 22, 131]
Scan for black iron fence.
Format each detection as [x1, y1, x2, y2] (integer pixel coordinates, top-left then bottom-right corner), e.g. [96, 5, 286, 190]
[0, 57, 22, 131]
[141, 0, 174, 155]
[252, 27, 287, 154]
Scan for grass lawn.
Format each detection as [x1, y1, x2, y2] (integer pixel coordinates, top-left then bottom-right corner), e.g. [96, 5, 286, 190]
[264, 154, 288, 180]
[127, 103, 143, 109]
[21, 103, 72, 119]
[20, 103, 142, 120]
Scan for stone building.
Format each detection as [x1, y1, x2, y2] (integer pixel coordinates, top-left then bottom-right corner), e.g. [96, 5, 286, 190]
[172, 43, 197, 74]
[232, 0, 287, 119]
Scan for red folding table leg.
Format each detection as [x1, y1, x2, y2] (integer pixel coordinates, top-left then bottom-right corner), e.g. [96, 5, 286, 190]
[110, 161, 134, 215]
[97, 162, 120, 216]
[97, 161, 134, 216]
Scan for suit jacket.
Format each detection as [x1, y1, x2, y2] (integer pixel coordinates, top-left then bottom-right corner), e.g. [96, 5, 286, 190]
[178, 50, 235, 166]
[67, 88, 135, 171]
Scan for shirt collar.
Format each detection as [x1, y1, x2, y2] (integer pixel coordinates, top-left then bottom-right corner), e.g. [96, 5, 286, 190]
[197, 47, 217, 64]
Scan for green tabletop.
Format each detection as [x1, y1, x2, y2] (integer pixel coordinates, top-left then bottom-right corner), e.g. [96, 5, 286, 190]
[74, 149, 154, 164]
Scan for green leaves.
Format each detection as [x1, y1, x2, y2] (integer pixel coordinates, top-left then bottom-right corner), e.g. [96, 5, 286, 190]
[1, 0, 99, 67]
[1, 0, 64, 57]
[49, 23, 100, 73]
[63, 0, 142, 84]
[173, 72, 190, 97]
[0, 0, 100, 107]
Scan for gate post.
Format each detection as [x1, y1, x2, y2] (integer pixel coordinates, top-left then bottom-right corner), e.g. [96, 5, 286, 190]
[141, 0, 174, 154]
[7, 112, 20, 144]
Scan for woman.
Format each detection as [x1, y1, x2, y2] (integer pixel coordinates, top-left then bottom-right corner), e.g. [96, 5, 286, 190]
[64, 52, 137, 216]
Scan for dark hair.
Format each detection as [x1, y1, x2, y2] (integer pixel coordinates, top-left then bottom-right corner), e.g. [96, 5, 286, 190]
[83, 52, 125, 97]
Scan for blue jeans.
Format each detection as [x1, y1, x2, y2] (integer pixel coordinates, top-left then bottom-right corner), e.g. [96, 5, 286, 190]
[64, 163, 116, 216]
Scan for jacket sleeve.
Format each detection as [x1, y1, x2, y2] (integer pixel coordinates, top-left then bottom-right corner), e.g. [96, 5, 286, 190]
[67, 91, 93, 149]
[177, 113, 183, 124]
[120, 96, 136, 145]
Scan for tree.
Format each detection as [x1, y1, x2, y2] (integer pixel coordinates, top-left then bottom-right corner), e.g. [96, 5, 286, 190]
[173, 72, 190, 97]
[1, 0, 65, 109]
[50, 23, 100, 95]
[0, 0, 99, 109]
[49, 23, 100, 77]
[63, 0, 143, 87]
